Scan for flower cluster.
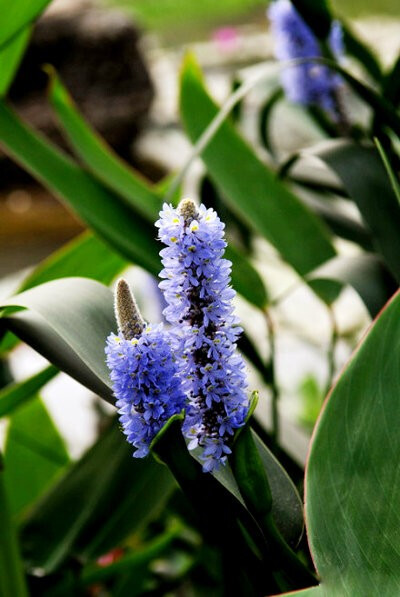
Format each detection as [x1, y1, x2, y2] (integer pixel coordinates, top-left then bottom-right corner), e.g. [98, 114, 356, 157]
[106, 283, 185, 458]
[268, 0, 344, 117]
[156, 200, 249, 472]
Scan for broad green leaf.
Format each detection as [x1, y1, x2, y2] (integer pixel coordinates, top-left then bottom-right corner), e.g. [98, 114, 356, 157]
[297, 290, 400, 594]
[1, 278, 302, 546]
[0, 365, 58, 418]
[46, 72, 268, 309]
[4, 396, 69, 519]
[47, 69, 162, 221]
[0, 454, 28, 597]
[180, 55, 336, 286]
[0, 101, 160, 275]
[0, 278, 115, 402]
[308, 254, 396, 317]
[308, 139, 400, 283]
[20, 419, 175, 572]
[0, 26, 30, 96]
[0, 0, 50, 49]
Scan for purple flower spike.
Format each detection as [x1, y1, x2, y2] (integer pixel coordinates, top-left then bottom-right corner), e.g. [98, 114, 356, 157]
[156, 200, 249, 472]
[268, 0, 344, 117]
[106, 280, 185, 458]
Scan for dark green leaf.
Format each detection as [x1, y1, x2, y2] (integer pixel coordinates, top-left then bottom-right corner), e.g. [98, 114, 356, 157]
[0, 101, 160, 275]
[47, 69, 162, 221]
[4, 397, 69, 518]
[0, 365, 58, 418]
[0, 454, 28, 597]
[20, 419, 175, 572]
[0, 26, 30, 96]
[180, 55, 336, 287]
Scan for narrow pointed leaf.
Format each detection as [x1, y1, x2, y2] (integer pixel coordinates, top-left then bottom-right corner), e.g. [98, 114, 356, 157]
[0, 365, 58, 418]
[180, 55, 336, 287]
[0, 454, 28, 597]
[0, 101, 160, 275]
[4, 397, 69, 518]
[0, 0, 50, 49]
[0, 26, 30, 96]
[47, 70, 162, 220]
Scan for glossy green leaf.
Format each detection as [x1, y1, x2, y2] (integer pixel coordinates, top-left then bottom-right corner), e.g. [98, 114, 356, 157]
[0, 101, 160, 275]
[0, 0, 49, 49]
[0, 365, 58, 418]
[47, 72, 268, 309]
[4, 397, 69, 519]
[0, 278, 116, 402]
[180, 55, 336, 285]
[308, 253, 396, 317]
[20, 419, 175, 572]
[288, 290, 400, 594]
[0, 26, 30, 96]
[0, 454, 28, 597]
[309, 139, 400, 283]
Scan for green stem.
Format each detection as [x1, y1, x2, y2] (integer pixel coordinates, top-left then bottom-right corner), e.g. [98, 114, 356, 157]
[0, 454, 28, 597]
[231, 426, 316, 590]
[264, 309, 279, 450]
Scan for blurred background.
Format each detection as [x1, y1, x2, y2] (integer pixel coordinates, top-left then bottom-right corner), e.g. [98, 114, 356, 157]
[1, 0, 399, 462]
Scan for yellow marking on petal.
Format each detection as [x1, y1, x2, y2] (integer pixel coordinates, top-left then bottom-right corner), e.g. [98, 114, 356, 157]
[131, 339, 139, 345]
[170, 236, 178, 243]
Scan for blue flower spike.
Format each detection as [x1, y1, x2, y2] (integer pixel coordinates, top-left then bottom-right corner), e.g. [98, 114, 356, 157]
[105, 279, 185, 458]
[268, 0, 345, 120]
[156, 199, 250, 473]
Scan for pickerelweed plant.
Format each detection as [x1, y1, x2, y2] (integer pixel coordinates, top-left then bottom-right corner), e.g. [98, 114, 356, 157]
[268, 0, 345, 122]
[106, 199, 250, 472]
